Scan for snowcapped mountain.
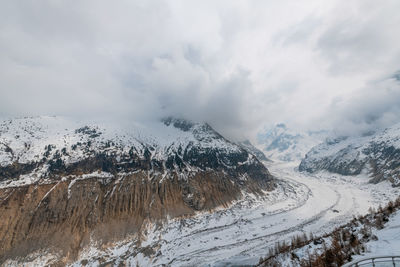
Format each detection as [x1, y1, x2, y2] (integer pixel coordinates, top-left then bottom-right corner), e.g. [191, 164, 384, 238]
[238, 140, 270, 162]
[0, 116, 266, 186]
[257, 123, 326, 162]
[300, 123, 400, 186]
[0, 116, 275, 264]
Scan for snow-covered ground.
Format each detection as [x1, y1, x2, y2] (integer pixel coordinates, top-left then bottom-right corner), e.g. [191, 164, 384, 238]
[2, 118, 399, 266]
[352, 212, 400, 262]
[65, 161, 399, 267]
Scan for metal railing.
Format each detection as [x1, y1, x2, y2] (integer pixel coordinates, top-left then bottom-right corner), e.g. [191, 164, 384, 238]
[342, 255, 400, 267]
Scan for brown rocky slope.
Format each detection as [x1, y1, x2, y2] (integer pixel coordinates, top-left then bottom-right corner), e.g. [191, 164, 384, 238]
[0, 117, 275, 264]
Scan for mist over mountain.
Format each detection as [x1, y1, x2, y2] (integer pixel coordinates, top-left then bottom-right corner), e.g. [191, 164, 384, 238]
[1, 1, 400, 266]
[256, 123, 328, 162]
[1, 1, 400, 140]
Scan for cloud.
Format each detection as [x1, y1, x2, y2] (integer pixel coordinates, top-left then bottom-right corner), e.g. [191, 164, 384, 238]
[326, 76, 400, 136]
[317, 0, 400, 76]
[0, 0, 399, 139]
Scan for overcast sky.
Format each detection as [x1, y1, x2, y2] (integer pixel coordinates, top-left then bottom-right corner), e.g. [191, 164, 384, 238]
[1, 0, 400, 139]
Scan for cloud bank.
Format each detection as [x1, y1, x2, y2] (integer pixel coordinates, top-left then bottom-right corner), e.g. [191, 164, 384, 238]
[0, 0, 400, 139]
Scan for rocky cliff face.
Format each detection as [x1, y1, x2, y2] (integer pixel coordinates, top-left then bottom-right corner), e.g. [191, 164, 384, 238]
[299, 124, 400, 186]
[0, 116, 275, 264]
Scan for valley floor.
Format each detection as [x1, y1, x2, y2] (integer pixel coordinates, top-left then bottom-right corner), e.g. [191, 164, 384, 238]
[67, 162, 400, 267]
[6, 161, 399, 266]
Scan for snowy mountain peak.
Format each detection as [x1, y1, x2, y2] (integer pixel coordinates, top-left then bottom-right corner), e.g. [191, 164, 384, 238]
[257, 124, 327, 162]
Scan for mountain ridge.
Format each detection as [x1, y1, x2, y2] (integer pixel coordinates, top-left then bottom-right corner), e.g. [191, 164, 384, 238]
[299, 123, 400, 186]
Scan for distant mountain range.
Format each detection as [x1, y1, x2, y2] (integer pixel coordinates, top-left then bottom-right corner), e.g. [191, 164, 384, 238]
[256, 123, 327, 162]
[300, 123, 400, 186]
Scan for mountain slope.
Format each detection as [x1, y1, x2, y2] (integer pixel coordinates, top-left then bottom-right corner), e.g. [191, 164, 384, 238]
[299, 123, 400, 186]
[238, 140, 270, 162]
[0, 116, 275, 264]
